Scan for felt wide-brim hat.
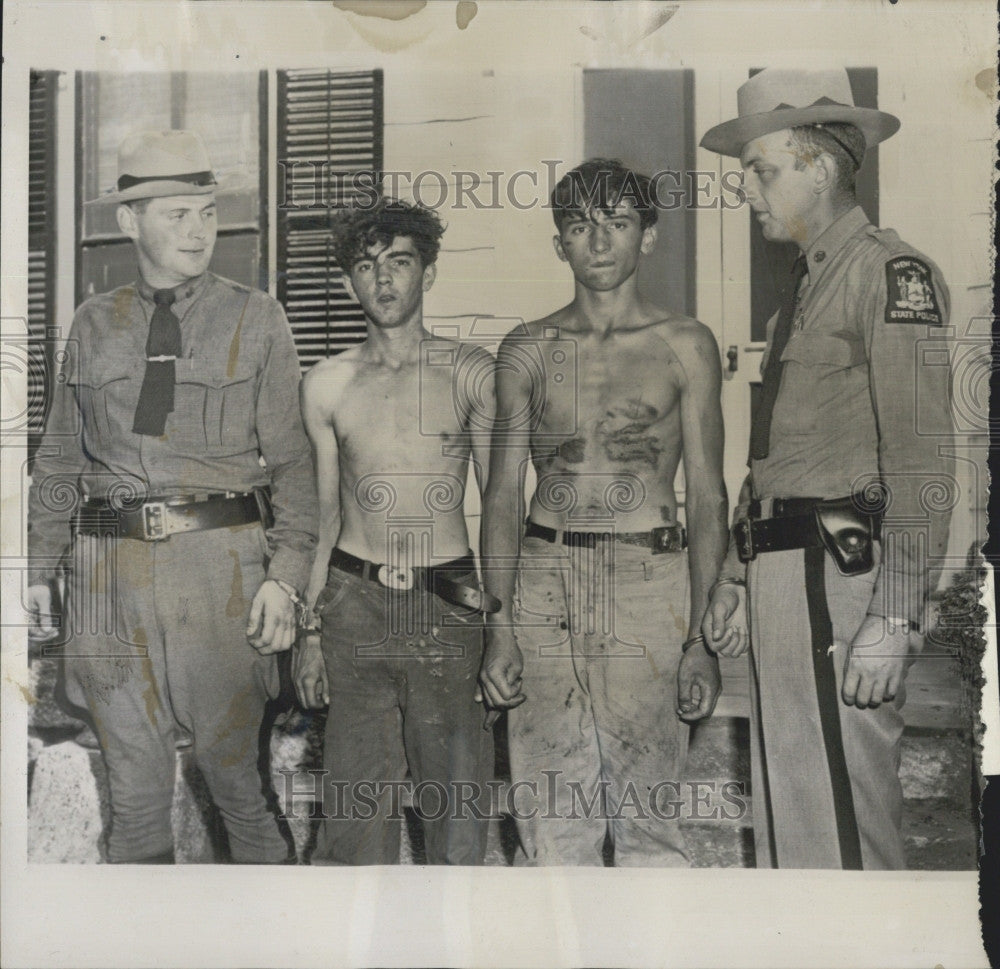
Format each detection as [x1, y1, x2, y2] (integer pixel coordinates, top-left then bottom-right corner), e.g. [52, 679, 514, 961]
[700, 68, 900, 158]
[84, 129, 218, 206]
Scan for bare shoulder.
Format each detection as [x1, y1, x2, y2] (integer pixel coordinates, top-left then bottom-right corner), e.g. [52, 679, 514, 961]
[647, 314, 721, 387]
[418, 334, 495, 380]
[459, 340, 494, 363]
[652, 314, 719, 357]
[302, 350, 361, 410]
[499, 307, 571, 349]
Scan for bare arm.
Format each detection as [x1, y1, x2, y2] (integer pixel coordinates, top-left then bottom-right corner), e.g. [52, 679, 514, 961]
[462, 344, 496, 497]
[478, 330, 534, 710]
[675, 324, 729, 636]
[301, 363, 344, 611]
[674, 323, 727, 720]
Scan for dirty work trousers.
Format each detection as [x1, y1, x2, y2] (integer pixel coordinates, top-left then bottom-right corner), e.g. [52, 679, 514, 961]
[63, 523, 287, 863]
[747, 541, 908, 869]
[311, 560, 492, 865]
[508, 535, 691, 867]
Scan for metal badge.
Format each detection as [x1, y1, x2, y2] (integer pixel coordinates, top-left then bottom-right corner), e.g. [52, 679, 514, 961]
[377, 564, 415, 591]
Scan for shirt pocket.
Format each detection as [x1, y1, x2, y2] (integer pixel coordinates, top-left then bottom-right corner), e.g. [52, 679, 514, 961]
[773, 331, 868, 437]
[780, 330, 867, 371]
[170, 360, 257, 453]
[67, 360, 135, 450]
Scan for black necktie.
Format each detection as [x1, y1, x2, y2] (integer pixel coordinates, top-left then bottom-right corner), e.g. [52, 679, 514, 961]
[749, 254, 808, 462]
[132, 288, 181, 436]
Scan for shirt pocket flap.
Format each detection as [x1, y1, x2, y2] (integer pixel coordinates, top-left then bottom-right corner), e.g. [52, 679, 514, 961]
[780, 331, 866, 370]
[67, 360, 134, 389]
[174, 359, 255, 389]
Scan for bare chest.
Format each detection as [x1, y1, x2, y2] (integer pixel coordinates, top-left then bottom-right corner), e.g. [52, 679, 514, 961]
[334, 364, 469, 469]
[539, 337, 680, 441]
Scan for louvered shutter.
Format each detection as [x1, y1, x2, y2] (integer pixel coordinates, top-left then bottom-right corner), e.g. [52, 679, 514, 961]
[276, 69, 383, 370]
[28, 70, 58, 465]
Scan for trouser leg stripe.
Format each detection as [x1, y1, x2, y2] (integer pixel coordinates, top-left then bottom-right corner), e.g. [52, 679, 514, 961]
[804, 546, 863, 870]
[750, 646, 779, 866]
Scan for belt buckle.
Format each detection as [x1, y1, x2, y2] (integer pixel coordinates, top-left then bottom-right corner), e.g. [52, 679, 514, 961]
[141, 501, 169, 541]
[377, 564, 415, 591]
[734, 520, 755, 563]
[650, 524, 685, 555]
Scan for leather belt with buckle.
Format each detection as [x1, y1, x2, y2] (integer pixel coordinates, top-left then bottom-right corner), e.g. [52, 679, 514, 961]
[327, 547, 501, 614]
[72, 492, 262, 542]
[734, 496, 882, 564]
[524, 519, 687, 554]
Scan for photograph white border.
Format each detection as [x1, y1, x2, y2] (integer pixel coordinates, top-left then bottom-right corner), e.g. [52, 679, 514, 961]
[2, 2, 995, 966]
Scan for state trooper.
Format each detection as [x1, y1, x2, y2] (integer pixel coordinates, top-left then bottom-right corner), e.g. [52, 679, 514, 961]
[27, 130, 318, 864]
[700, 68, 954, 869]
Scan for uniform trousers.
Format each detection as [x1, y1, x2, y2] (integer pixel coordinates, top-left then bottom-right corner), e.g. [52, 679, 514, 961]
[509, 536, 691, 867]
[747, 542, 907, 869]
[311, 563, 492, 866]
[62, 522, 288, 863]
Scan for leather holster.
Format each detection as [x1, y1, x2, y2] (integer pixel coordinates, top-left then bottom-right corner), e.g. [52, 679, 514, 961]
[812, 497, 875, 576]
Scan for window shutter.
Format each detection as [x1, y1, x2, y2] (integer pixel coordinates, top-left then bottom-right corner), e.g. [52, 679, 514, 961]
[276, 69, 383, 370]
[28, 70, 58, 464]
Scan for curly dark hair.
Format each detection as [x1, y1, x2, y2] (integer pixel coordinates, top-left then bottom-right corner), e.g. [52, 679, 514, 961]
[329, 197, 446, 272]
[550, 158, 659, 232]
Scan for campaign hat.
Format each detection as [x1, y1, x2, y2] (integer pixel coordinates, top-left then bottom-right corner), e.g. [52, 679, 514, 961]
[700, 68, 900, 157]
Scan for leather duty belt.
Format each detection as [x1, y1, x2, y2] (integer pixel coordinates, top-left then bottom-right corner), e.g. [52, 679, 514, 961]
[735, 495, 882, 575]
[72, 492, 262, 542]
[524, 519, 687, 554]
[327, 547, 501, 615]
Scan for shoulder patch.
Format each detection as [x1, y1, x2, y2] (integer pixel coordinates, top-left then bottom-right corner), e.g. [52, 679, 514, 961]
[884, 256, 943, 326]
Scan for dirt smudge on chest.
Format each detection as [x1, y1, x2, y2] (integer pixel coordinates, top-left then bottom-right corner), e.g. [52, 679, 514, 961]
[558, 437, 587, 463]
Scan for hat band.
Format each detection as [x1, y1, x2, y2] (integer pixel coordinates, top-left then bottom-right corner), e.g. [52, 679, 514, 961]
[773, 98, 863, 167]
[773, 96, 851, 111]
[117, 170, 217, 191]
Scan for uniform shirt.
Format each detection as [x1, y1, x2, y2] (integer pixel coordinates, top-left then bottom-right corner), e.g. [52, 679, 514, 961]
[28, 272, 318, 592]
[751, 205, 954, 625]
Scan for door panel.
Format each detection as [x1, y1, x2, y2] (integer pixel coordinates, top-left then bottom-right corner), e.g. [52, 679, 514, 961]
[583, 69, 696, 318]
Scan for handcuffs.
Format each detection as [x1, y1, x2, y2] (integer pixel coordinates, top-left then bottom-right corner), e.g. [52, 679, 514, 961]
[270, 579, 322, 643]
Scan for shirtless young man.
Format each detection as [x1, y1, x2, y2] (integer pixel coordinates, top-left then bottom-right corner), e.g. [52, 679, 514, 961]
[293, 198, 496, 865]
[479, 159, 727, 866]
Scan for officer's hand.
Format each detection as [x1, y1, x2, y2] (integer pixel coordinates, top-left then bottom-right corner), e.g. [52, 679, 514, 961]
[26, 583, 58, 642]
[292, 633, 329, 708]
[841, 614, 911, 709]
[247, 579, 297, 654]
[476, 625, 526, 712]
[702, 583, 748, 658]
[677, 640, 722, 721]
